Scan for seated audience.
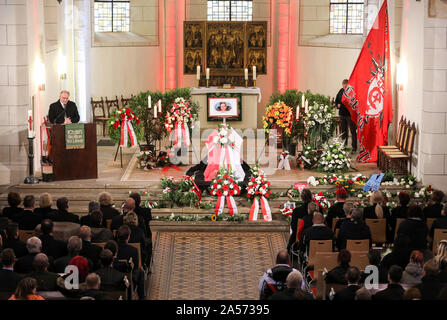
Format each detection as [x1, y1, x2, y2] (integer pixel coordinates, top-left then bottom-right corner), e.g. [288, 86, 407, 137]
[14, 237, 42, 274]
[9, 277, 44, 300]
[430, 202, 447, 239]
[0, 249, 23, 293]
[2, 192, 23, 220]
[361, 250, 388, 284]
[80, 273, 108, 300]
[401, 250, 424, 285]
[372, 265, 405, 300]
[287, 189, 313, 251]
[95, 249, 126, 291]
[26, 253, 61, 291]
[129, 192, 152, 239]
[325, 249, 351, 285]
[403, 287, 422, 300]
[298, 212, 334, 256]
[39, 219, 67, 260]
[79, 226, 102, 270]
[269, 271, 313, 300]
[99, 192, 120, 227]
[397, 204, 428, 252]
[334, 202, 354, 230]
[415, 259, 443, 300]
[363, 190, 390, 220]
[326, 188, 348, 229]
[337, 208, 371, 250]
[123, 211, 148, 265]
[90, 210, 113, 243]
[49, 197, 80, 224]
[380, 234, 412, 271]
[434, 240, 447, 282]
[53, 236, 83, 274]
[259, 250, 301, 300]
[104, 240, 127, 273]
[111, 198, 135, 230]
[389, 191, 411, 240]
[423, 190, 445, 219]
[3, 223, 27, 258]
[69, 255, 89, 283]
[296, 202, 320, 242]
[333, 266, 362, 301]
[80, 201, 100, 227]
[34, 193, 57, 221]
[15, 195, 41, 230]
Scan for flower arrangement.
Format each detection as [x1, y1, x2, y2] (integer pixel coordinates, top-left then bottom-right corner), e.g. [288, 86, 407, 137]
[160, 176, 201, 208]
[210, 167, 241, 198]
[297, 144, 320, 169]
[303, 103, 335, 148]
[153, 213, 245, 222]
[263, 101, 294, 136]
[246, 165, 272, 199]
[313, 192, 331, 210]
[213, 123, 236, 149]
[137, 150, 155, 170]
[318, 139, 351, 173]
[107, 106, 143, 146]
[164, 97, 197, 133]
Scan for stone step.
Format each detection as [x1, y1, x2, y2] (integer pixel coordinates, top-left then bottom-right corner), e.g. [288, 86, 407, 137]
[150, 220, 290, 233]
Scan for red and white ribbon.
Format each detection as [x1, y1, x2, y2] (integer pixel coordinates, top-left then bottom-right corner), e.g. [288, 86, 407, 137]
[173, 121, 190, 148]
[120, 119, 138, 147]
[214, 195, 238, 216]
[278, 153, 291, 170]
[249, 196, 272, 221]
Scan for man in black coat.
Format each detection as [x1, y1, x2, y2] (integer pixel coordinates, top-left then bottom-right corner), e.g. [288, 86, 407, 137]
[423, 190, 445, 219]
[372, 265, 405, 300]
[429, 203, 447, 239]
[95, 249, 127, 291]
[26, 253, 62, 291]
[53, 235, 83, 273]
[129, 192, 152, 239]
[14, 236, 42, 274]
[336, 79, 357, 152]
[49, 197, 80, 224]
[48, 90, 80, 124]
[326, 188, 348, 229]
[298, 212, 334, 255]
[0, 249, 23, 293]
[3, 223, 27, 258]
[39, 219, 67, 260]
[15, 195, 42, 230]
[79, 226, 102, 271]
[288, 189, 313, 251]
[337, 208, 372, 250]
[333, 267, 362, 301]
[397, 205, 428, 251]
[111, 198, 135, 230]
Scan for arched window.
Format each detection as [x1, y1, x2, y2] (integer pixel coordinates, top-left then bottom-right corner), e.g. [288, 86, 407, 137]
[330, 0, 364, 34]
[207, 0, 253, 21]
[94, 0, 130, 32]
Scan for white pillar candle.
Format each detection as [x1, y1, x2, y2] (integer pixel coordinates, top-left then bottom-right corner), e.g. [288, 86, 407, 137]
[196, 66, 201, 80]
[301, 94, 305, 108]
[27, 110, 33, 138]
[148, 95, 151, 109]
[296, 106, 299, 120]
[244, 68, 248, 80]
[158, 99, 162, 113]
[253, 66, 256, 80]
[305, 100, 309, 113]
[206, 68, 210, 80]
[154, 104, 157, 118]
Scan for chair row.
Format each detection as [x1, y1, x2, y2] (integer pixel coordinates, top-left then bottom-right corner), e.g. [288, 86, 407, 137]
[91, 95, 135, 136]
[377, 115, 417, 175]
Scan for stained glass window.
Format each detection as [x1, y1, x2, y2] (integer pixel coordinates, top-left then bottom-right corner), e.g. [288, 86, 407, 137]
[330, 0, 364, 34]
[94, 0, 130, 32]
[207, 1, 253, 21]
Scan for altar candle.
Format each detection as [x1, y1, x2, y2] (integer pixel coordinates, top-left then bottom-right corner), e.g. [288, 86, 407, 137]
[206, 68, 210, 80]
[244, 68, 248, 80]
[148, 95, 151, 109]
[27, 110, 33, 138]
[296, 106, 299, 120]
[253, 66, 256, 80]
[301, 94, 305, 108]
[158, 99, 162, 113]
[154, 103, 157, 118]
[305, 100, 309, 113]
[196, 66, 201, 80]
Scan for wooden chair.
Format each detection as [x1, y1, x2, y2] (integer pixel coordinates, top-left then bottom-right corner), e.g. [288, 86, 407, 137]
[121, 94, 134, 107]
[106, 219, 112, 230]
[18, 230, 35, 243]
[346, 239, 370, 252]
[350, 251, 370, 271]
[313, 252, 338, 277]
[365, 219, 386, 244]
[378, 116, 406, 169]
[91, 97, 108, 137]
[383, 122, 417, 174]
[93, 242, 106, 249]
[128, 242, 143, 269]
[332, 218, 339, 232]
[105, 96, 120, 119]
[426, 218, 436, 235]
[394, 218, 405, 240]
[432, 229, 447, 254]
[308, 240, 333, 267]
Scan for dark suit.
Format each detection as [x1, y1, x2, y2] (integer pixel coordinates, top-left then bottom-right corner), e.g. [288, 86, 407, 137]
[117, 242, 139, 269]
[49, 210, 80, 224]
[423, 203, 443, 219]
[430, 216, 447, 238]
[2, 206, 23, 219]
[0, 269, 23, 293]
[91, 227, 113, 243]
[337, 219, 372, 250]
[14, 253, 38, 274]
[333, 284, 361, 301]
[40, 234, 67, 260]
[26, 271, 61, 291]
[95, 266, 126, 291]
[326, 202, 346, 229]
[34, 207, 57, 221]
[80, 240, 102, 271]
[397, 218, 428, 251]
[288, 202, 311, 250]
[100, 205, 120, 226]
[363, 204, 390, 220]
[415, 276, 444, 300]
[48, 100, 80, 124]
[111, 214, 124, 230]
[53, 254, 75, 274]
[80, 289, 109, 300]
[134, 206, 152, 239]
[16, 210, 42, 230]
[3, 238, 27, 258]
[372, 283, 404, 300]
[325, 265, 349, 285]
[80, 214, 93, 227]
[298, 225, 334, 254]
[389, 206, 409, 241]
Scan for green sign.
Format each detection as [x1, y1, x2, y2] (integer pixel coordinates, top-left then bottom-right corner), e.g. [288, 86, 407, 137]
[65, 123, 85, 149]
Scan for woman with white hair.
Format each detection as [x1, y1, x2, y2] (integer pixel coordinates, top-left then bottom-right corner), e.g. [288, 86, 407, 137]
[14, 237, 42, 274]
[98, 192, 119, 227]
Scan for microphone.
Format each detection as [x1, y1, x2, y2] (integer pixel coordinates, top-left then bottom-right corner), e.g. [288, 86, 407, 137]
[52, 105, 66, 124]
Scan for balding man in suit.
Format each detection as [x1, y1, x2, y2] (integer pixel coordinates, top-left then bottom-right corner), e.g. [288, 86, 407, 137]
[48, 90, 80, 124]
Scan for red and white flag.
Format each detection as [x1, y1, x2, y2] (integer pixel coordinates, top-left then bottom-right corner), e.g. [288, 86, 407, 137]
[342, 0, 393, 162]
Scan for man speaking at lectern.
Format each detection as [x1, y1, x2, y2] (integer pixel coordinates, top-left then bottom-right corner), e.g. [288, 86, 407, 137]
[48, 90, 80, 124]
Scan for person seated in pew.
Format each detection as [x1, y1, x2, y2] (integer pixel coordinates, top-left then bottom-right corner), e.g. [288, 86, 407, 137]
[123, 212, 148, 267]
[372, 265, 405, 300]
[325, 249, 351, 285]
[39, 219, 67, 260]
[79, 273, 109, 300]
[336, 208, 372, 251]
[268, 271, 313, 300]
[111, 198, 135, 231]
[34, 193, 57, 221]
[333, 266, 362, 301]
[14, 195, 42, 231]
[79, 226, 102, 271]
[360, 249, 388, 284]
[297, 212, 335, 257]
[14, 237, 43, 274]
[3, 223, 27, 258]
[95, 249, 127, 292]
[0, 249, 23, 294]
[429, 202, 447, 240]
[49, 197, 80, 224]
[129, 192, 152, 240]
[80, 201, 101, 227]
[25, 253, 62, 292]
[334, 202, 354, 231]
[296, 202, 320, 244]
[423, 190, 445, 219]
[389, 191, 411, 241]
[53, 236, 83, 274]
[326, 188, 348, 229]
[380, 234, 412, 271]
[401, 250, 424, 286]
[98, 192, 120, 227]
[8, 277, 44, 300]
[104, 240, 127, 273]
[403, 287, 422, 300]
[90, 210, 113, 243]
[433, 240, 447, 283]
[396, 204, 428, 253]
[364, 190, 390, 220]
[1, 192, 23, 220]
[415, 259, 443, 300]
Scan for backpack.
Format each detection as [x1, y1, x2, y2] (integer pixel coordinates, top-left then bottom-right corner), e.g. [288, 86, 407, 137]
[261, 265, 293, 299]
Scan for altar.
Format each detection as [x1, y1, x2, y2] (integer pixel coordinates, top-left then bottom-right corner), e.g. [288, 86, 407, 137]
[191, 86, 261, 130]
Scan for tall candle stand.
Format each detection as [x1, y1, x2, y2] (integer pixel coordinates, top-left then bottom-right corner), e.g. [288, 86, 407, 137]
[24, 136, 39, 184]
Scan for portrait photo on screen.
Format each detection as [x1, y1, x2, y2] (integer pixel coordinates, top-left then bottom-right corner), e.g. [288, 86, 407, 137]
[208, 97, 239, 118]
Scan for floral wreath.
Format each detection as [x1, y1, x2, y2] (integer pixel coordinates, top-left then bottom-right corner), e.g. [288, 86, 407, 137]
[263, 101, 293, 136]
[107, 106, 143, 146]
[164, 97, 197, 133]
[210, 167, 241, 197]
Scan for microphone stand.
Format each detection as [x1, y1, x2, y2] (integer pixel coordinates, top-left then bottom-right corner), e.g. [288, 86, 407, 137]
[24, 136, 39, 184]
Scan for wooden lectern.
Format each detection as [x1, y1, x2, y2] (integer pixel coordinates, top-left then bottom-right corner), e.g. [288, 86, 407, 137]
[50, 123, 98, 181]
